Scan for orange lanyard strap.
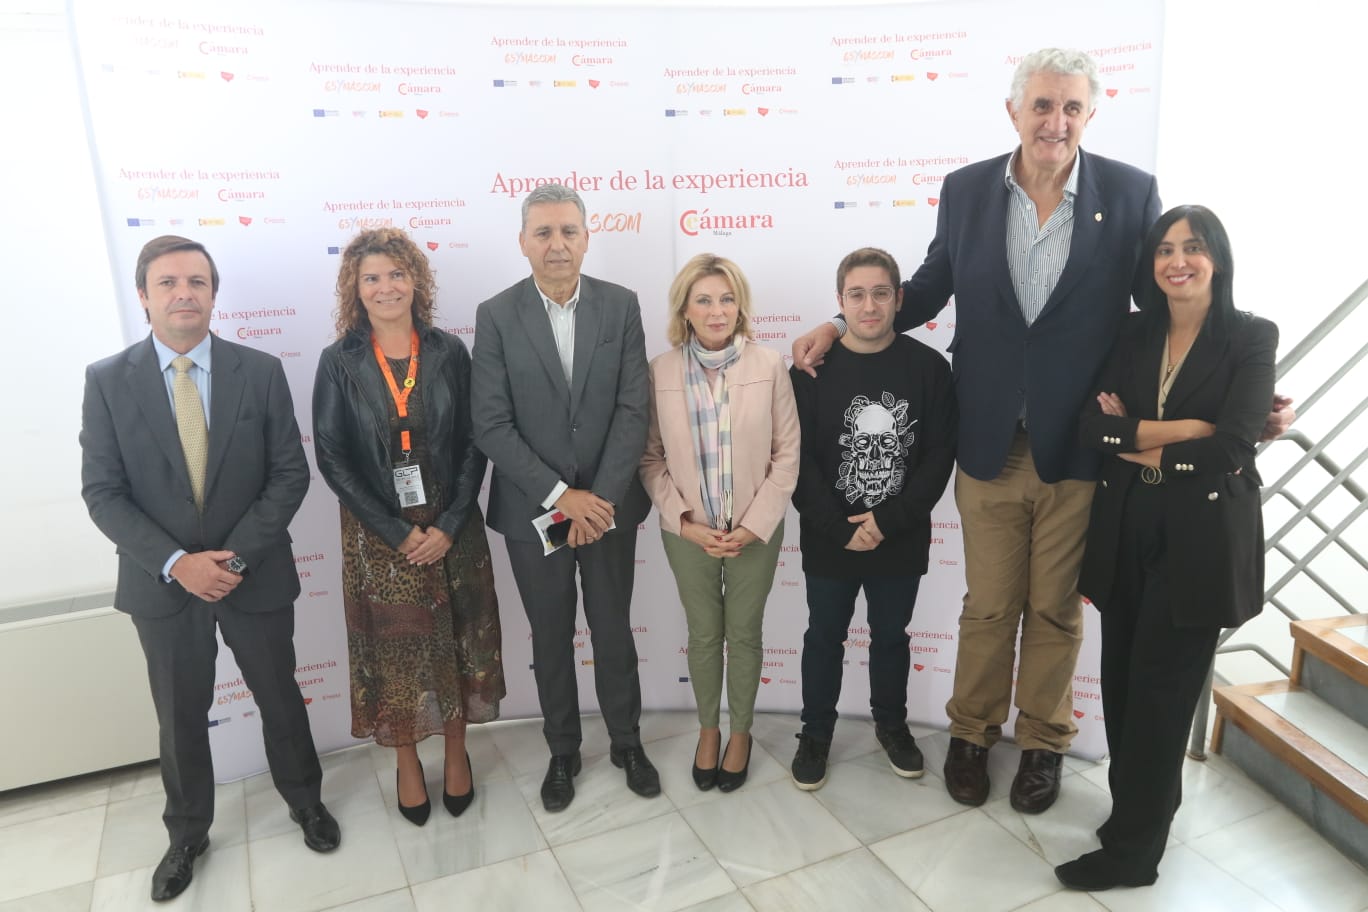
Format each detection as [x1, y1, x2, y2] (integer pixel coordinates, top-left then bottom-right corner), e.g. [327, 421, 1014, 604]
[371, 329, 420, 455]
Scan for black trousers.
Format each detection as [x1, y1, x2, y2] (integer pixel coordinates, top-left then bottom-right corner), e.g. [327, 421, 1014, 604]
[800, 574, 921, 740]
[1096, 481, 1219, 875]
[132, 600, 323, 845]
[506, 526, 643, 755]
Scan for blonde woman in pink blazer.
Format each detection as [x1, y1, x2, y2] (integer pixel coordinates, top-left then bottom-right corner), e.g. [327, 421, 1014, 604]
[640, 254, 800, 793]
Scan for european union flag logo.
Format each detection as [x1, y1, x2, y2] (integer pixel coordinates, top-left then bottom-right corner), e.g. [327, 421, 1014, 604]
[831, 76, 854, 85]
[326, 246, 340, 255]
[313, 109, 327, 117]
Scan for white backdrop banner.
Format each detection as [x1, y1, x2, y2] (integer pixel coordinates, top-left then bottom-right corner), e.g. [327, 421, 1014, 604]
[70, 0, 1163, 777]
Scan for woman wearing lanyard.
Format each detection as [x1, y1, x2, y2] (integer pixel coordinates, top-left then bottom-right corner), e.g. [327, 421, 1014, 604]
[313, 228, 504, 826]
[640, 253, 800, 792]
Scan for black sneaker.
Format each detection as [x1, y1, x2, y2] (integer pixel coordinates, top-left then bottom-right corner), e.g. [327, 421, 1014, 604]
[791, 732, 831, 791]
[875, 724, 925, 779]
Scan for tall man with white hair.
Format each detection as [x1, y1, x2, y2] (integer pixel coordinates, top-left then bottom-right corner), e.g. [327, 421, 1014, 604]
[795, 48, 1293, 812]
[472, 183, 658, 812]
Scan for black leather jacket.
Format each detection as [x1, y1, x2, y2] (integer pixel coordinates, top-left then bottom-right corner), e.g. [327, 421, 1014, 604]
[312, 324, 485, 550]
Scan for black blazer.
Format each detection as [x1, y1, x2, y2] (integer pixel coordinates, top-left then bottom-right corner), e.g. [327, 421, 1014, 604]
[312, 324, 486, 551]
[896, 148, 1161, 483]
[1077, 309, 1278, 628]
[80, 334, 309, 618]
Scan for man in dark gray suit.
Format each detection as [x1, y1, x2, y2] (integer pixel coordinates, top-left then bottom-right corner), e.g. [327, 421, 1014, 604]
[472, 184, 658, 812]
[81, 236, 339, 902]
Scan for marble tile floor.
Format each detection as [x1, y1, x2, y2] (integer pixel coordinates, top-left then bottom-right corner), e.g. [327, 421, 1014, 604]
[2, 711, 1366, 912]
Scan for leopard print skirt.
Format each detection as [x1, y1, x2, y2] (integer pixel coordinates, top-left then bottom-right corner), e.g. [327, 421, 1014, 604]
[341, 501, 506, 747]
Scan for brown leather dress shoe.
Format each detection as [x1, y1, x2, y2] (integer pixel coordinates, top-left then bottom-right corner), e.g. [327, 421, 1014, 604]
[1010, 748, 1063, 814]
[943, 736, 990, 806]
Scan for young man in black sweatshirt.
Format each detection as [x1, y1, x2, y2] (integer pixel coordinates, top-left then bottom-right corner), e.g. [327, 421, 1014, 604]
[788, 247, 957, 789]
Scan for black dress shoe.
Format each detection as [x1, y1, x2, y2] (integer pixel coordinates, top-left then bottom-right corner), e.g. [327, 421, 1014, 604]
[692, 737, 720, 791]
[443, 751, 475, 817]
[290, 803, 341, 852]
[150, 837, 208, 902]
[610, 744, 662, 798]
[1010, 749, 1063, 814]
[716, 735, 752, 793]
[944, 736, 990, 806]
[1055, 849, 1158, 891]
[541, 752, 582, 812]
[396, 761, 431, 827]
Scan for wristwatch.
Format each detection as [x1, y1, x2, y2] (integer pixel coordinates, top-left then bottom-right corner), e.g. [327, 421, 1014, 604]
[226, 556, 248, 575]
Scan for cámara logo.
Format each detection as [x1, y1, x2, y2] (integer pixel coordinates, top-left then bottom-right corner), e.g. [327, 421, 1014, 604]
[679, 207, 774, 237]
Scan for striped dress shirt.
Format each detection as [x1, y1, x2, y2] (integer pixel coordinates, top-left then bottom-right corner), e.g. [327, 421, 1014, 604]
[1003, 151, 1079, 326]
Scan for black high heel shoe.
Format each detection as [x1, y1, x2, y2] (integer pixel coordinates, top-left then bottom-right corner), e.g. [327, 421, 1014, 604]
[716, 734, 752, 793]
[691, 737, 720, 791]
[443, 751, 475, 817]
[397, 760, 431, 826]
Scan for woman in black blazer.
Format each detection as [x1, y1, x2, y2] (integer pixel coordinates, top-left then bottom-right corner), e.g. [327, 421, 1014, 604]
[1055, 206, 1278, 891]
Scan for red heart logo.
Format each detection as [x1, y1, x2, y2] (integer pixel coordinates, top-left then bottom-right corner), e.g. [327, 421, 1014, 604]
[303, 697, 313, 705]
[913, 664, 925, 672]
[589, 79, 600, 88]
[1106, 88, 1118, 98]
[1073, 710, 1085, 719]
[426, 241, 439, 251]
[757, 107, 769, 116]
[221, 72, 235, 82]
[1081, 596, 1092, 605]
[238, 216, 252, 226]
[927, 198, 939, 207]
[926, 72, 938, 81]
[416, 109, 429, 119]
[925, 322, 938, 330]
[761, 676, 772, 684]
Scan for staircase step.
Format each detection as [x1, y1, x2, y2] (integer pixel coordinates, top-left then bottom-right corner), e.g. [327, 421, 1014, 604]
[1291, 616, 1368, 728]
[1212, 680, 1368, 870]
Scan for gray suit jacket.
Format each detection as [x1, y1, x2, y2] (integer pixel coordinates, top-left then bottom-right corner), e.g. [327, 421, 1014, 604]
[471, 274, 650, 543]
[80, 333, 309, 618]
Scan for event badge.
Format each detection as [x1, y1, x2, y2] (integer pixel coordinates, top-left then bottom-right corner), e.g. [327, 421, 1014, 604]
[392, 463, 426, 508]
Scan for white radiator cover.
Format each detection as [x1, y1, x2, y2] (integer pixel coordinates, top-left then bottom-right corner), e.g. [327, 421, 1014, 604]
[0, 603, 158, 792]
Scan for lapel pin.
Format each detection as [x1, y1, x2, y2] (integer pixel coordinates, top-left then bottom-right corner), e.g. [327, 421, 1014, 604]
[1094, 212, 1103, 222]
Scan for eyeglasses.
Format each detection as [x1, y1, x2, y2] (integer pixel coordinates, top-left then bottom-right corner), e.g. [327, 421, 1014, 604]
[841, 286, 896, 305]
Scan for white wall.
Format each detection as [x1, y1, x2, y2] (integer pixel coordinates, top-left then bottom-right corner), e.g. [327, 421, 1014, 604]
[2, 1, 1365, 621]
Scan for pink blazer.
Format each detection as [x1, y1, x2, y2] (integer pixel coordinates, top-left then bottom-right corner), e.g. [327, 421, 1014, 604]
[640, 341, 800, 542]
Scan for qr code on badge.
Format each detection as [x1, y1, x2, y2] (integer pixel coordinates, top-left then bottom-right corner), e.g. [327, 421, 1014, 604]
[402, 491, 421, 506]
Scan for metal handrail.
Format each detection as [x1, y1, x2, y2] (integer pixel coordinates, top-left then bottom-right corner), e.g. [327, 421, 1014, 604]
[1188, 277, 1368, 759]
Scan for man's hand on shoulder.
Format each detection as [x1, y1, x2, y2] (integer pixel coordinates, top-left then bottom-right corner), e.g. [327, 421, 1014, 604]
[171, 551, 243, 602]
[1260, 394, 1295, 442]
[791, 322, 841, 379]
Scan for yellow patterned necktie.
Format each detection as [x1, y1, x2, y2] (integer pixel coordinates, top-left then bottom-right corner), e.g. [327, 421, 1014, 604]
[171, 356, 208, 509]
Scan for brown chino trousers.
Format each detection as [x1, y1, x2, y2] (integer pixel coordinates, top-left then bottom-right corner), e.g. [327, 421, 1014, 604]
[945, 431, 1095, 752]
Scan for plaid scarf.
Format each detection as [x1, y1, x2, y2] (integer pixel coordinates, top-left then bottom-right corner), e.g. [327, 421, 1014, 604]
[684, 333, 743, 530]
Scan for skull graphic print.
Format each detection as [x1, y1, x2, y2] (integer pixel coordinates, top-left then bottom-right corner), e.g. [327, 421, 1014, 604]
[836, 392, 916, 507]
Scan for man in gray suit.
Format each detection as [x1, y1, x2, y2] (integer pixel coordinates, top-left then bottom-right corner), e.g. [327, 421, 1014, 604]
[81, 236, 339, 902]
[472, 184, 658, 812]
